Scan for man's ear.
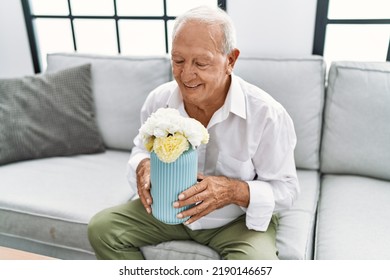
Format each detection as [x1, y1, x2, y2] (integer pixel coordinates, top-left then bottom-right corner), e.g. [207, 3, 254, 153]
[226, 48, 240, 75]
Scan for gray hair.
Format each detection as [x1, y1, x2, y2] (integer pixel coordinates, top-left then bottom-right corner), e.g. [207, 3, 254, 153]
[172, 6, 237, 55]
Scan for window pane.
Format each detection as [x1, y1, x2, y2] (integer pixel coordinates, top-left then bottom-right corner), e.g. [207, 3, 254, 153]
[328, 0, 390, 19]
[30, 0, 69, 15]
[167, 19, 176, 53]
[70, 0, 114, 16]
[34, 18, 74, 69]
[324, 24, 390, 64]
[119, 20, 166, 55]
[74, 19, 118, 54]
[116, 0, 164, 16]
[166, 0, 218, 16]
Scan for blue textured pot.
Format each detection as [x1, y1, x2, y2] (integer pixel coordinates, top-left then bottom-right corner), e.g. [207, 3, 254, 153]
[150, 148, 197, 224]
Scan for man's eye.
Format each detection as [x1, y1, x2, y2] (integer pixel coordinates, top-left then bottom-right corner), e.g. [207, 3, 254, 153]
[174, 60, 184, 65]
[196, 63, 208, 68]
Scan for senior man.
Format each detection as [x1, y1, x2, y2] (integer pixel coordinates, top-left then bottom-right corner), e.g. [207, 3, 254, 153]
[88, 6, 299, 260]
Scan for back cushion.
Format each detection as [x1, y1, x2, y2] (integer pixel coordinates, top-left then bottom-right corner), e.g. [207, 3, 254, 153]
[46, 53, 171, 150]
[234, 57, 325, 170]
[321, 61, 390, 180]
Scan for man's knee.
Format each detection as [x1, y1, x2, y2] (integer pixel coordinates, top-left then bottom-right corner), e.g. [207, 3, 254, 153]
[88, 209, 113, 248]
[87, 206, 145, 260]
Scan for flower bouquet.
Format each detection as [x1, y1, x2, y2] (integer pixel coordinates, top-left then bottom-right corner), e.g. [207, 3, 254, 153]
[139, 108, 209, 224]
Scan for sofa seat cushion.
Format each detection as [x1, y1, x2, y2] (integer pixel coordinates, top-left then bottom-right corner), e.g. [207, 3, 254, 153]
[141, 240, 220, 260]
[46, 53, 172, 151]
[315, 175, 390, 259]
[276, 169, 320, 259]
[141, 169, 320, 260]
[0, 150, 133, 259]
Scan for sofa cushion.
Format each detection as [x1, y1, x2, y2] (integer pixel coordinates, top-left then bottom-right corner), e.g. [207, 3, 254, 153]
[276, 169, 320, 259]
[46, 53, 172, 151]
[234, 57, 325, 170]
[141, 240, 220, 260]
[0, 64, 105, 166]
[321, 61, 390, 181]
[315, 175, 390, 259]
[0, 150, 133, 259]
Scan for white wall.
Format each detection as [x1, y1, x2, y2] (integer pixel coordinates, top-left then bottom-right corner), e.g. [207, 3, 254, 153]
[229, 0, 317, 57]
[0, 0, 34, 78]
[0, 0, 317, 77]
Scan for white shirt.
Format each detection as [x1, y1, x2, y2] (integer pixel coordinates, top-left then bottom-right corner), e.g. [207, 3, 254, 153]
[127, 74, 299, 231]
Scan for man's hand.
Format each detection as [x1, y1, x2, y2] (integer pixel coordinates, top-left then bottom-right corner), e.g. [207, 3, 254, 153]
[136, 158, 152, 214]
[173, 174, 250, 225]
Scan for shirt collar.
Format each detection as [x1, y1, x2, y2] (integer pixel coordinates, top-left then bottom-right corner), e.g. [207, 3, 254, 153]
[225, 73, 247, 120]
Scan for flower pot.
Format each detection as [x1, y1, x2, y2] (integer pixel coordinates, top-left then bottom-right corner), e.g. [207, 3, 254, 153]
[150, 148, 197, 224]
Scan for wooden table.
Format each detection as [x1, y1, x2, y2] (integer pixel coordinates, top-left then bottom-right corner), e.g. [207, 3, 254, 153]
[0, 246, 55, 260]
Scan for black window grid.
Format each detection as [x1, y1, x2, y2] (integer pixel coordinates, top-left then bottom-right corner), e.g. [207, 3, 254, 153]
[313, 0, 390, 61]
[22, 0, 390, 75]
[21, 0, 227, 73]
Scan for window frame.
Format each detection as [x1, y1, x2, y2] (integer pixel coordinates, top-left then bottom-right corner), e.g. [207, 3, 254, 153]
[313, 0, 390, 62]
[21, 0, 227, 73]
[23, 0, 389, 74]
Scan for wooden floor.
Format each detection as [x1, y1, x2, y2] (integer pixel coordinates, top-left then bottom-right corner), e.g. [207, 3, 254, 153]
[0, 246, 56, 260]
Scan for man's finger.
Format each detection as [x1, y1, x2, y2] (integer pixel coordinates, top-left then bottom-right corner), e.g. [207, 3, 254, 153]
[178, 181, 207, 201]
[180, 203, 214, 225]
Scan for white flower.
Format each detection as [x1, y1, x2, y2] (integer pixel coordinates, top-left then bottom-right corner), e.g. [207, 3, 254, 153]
[181, 118, 209, 148]
[138, 108, 209, 163]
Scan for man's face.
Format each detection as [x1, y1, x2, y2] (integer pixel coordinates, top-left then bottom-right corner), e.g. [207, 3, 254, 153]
[171, 21, 234, 108]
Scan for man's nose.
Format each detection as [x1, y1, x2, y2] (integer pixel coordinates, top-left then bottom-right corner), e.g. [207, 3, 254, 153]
[181, 63, 197, 81]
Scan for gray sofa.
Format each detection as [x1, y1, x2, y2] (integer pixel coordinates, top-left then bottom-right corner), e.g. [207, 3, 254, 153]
[0, 53, 389, 260]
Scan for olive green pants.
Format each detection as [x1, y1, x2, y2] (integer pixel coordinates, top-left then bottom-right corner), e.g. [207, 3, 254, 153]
[88, 199, 278, 260]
